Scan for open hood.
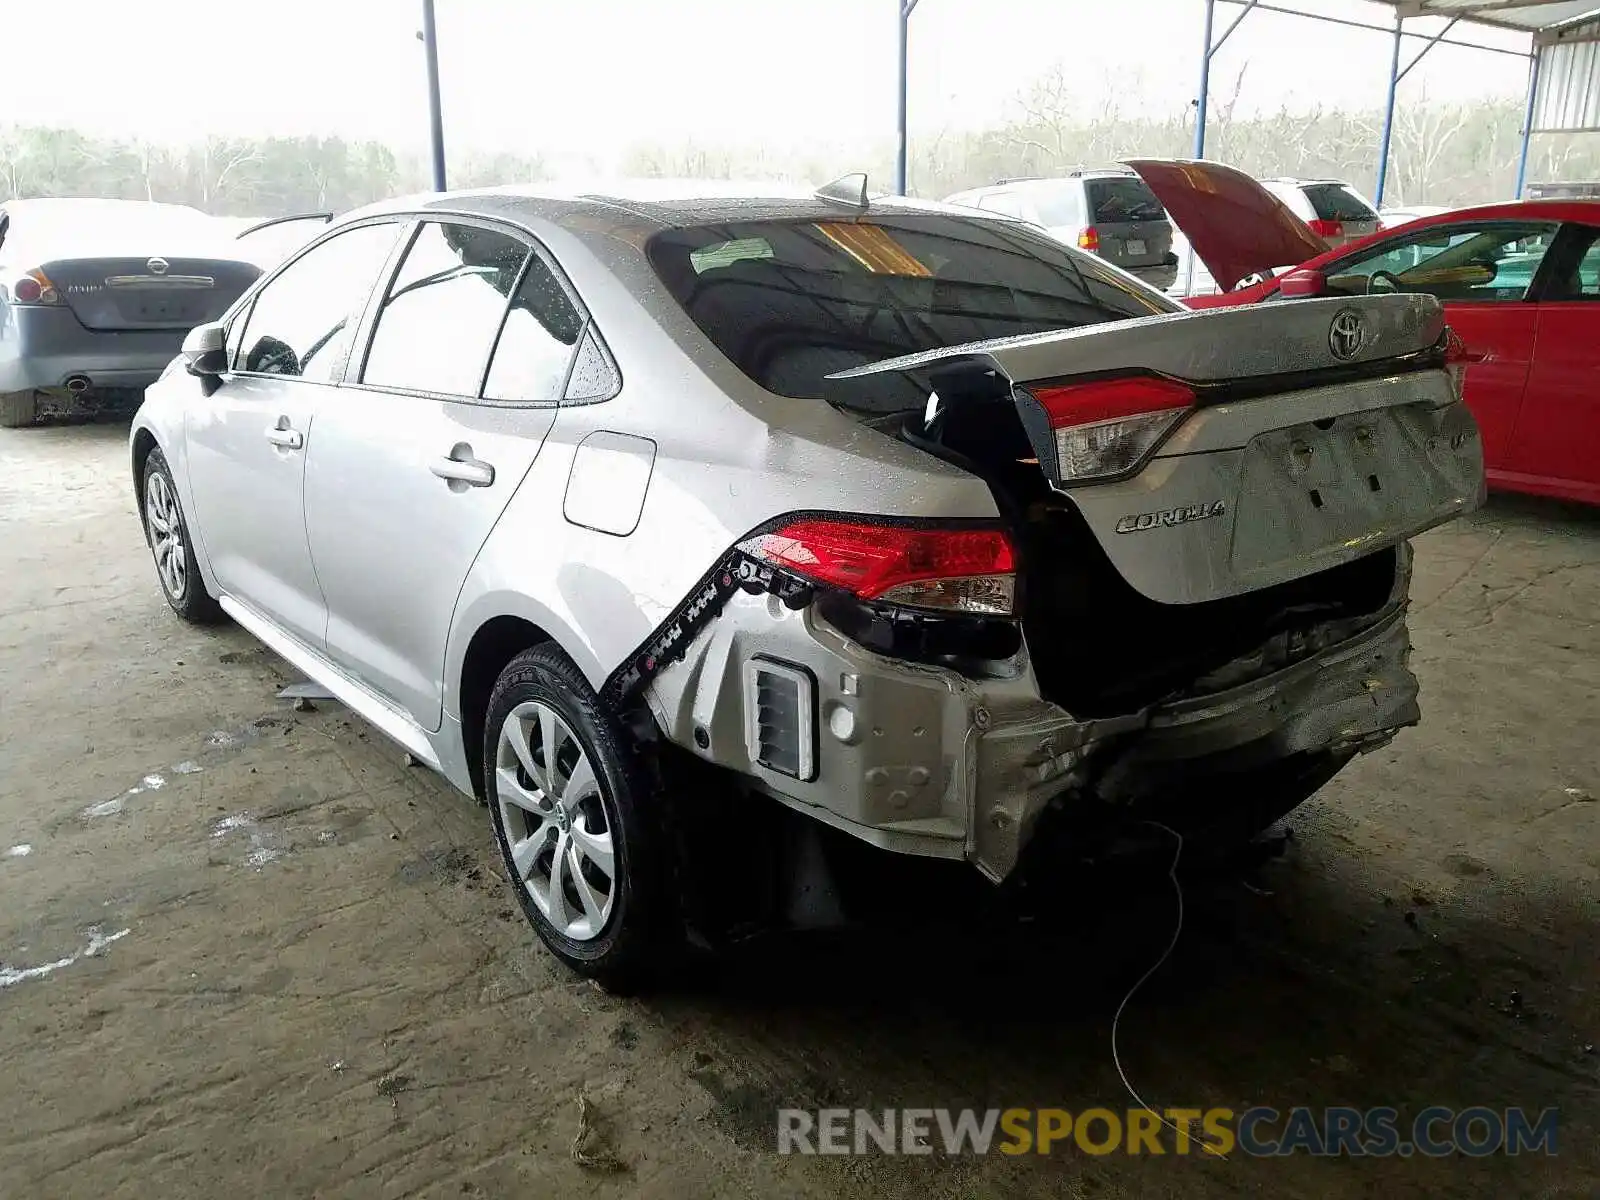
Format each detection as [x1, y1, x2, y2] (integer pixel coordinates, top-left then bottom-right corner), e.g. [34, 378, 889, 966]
[1124, 159, 1329, 293]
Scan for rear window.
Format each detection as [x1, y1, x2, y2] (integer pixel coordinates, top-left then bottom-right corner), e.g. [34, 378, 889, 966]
[1086, 178, 1166, 224]
[647, 214, 1176, 414]
[1303, 184, 1378, 223]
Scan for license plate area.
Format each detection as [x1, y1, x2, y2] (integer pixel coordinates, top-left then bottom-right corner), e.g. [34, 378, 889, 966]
[1230, 404, 1450, 576]
[1124, 238, 1147, 256]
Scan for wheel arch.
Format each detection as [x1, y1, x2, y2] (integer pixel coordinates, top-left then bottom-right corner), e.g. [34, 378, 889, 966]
[130, 424, 160, 519]
[457, 614, 557, 799]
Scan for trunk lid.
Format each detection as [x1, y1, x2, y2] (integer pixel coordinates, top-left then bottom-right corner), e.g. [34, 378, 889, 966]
[44, 254, 259, 331]
[830, 293, 1484, 605]
[1124, 159, 1328, 292]
[1082, 175, 1173, 270]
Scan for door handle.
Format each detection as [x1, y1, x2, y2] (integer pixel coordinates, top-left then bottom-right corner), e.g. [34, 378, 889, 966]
[429, 452, 495, 488]
[264, 425, 304, 450]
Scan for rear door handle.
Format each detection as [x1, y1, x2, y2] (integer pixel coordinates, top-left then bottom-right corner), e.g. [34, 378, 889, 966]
[429, 452, 495, 488]
[264, 425, 303, 450]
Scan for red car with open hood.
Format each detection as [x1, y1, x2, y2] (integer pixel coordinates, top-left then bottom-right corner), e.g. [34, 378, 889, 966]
[1129, 159, 1600, 506]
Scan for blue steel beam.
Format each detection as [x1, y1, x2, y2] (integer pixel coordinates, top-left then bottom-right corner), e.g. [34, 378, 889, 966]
[895, 0, 919, 195]
[1194, 0, 1217, 158]
[1515, 49, 1541, 198]
[421, 0, 447, 192]
[1375, 14, 1404, 205]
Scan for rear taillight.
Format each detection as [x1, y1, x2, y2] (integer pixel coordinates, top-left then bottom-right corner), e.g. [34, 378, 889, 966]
[1077, 226, 1100, 252]
[738, 519, 1017, 616]
[1308, 218, 1344, 240]
[9, 270, 60, 306]
[1025, 376, 1195, 483]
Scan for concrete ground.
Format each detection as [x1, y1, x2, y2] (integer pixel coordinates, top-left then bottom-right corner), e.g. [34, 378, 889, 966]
[0, 418, 1596, 1200]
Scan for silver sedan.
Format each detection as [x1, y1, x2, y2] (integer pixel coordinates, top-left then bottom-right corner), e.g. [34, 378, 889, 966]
[130, 178, 1483, 989]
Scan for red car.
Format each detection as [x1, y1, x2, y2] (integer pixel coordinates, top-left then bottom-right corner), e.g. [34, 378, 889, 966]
[1131, 160, 1600, 506]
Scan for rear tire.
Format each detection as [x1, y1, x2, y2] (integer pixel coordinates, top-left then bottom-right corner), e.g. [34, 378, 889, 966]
[142, 449, 224, 625]
[0, 390, 39, 428]
[484, 644, 679, 992]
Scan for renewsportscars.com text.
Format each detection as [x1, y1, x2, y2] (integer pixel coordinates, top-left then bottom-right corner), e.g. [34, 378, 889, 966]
[777, 1106, 1559, 1158]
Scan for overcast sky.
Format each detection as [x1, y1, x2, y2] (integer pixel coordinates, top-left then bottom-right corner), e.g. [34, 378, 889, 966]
[1, 0, 1533, 159]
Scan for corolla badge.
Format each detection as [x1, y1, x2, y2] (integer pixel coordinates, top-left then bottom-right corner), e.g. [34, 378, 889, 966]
[1115, 500, 1227, 534]
[146, 257, 170, 276]
[1328, 308, 1366, 360]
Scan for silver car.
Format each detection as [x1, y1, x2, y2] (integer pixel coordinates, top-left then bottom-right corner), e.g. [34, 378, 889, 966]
[945, 171, 1178, 290]
[1261, 179, 1383, 249]
[1, 199, 262, 426]
[129, 179, 1484, 989]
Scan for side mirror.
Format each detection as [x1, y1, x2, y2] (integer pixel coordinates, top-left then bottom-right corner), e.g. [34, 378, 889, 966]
[182, 321, 228, 379]
[1279, 269, 1328, 298]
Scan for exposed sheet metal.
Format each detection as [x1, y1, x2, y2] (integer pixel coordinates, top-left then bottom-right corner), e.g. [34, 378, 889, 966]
[1532, 18, 1600, 130]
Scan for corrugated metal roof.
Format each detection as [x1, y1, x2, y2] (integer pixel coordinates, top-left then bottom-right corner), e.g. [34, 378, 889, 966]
[1373, 1, 1600, 34]
[1532, 18, 1600, 129]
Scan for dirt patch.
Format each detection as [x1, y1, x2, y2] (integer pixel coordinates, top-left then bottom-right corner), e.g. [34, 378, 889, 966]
[0, 421, 1596, 1199]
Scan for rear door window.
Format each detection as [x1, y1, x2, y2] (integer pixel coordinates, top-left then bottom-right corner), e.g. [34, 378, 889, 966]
[647, 214, 1176, 414]
[360, 221, 528, 397]
[235, 221, 403, 382]
[1303, 184, 1378, 223]
[1086, 178, 1165, 224]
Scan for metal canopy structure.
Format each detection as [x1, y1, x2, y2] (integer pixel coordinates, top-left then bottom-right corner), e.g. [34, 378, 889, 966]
[414, 2, 1600, 203]
[889, 1, 1600, 204]
[1194, 1, 1600, 205]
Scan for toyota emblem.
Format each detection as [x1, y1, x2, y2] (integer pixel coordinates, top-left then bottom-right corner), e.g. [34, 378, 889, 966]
[1328, 308, 1366, 361]
[146, 257, 170, 276]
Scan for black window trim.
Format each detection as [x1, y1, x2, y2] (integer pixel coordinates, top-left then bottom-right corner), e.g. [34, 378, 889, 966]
[340, 210, 614, 409]
[1524, 221, 1600, 303]
[225, 214, 408, 382]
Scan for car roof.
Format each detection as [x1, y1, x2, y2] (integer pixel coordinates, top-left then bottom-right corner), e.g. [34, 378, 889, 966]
[0, 197, 210, 220]
[344, 179, 1001, 237]
[1380, 197, 1600, 225]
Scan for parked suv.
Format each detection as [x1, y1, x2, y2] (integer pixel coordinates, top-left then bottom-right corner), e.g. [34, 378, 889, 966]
[945, 171, 1178, 289]
[1261, 178, 1382, 248]
[131, 179, 1482, 989]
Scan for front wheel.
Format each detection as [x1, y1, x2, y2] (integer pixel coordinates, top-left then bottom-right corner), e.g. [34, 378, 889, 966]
[484, 644, 678, 992]
[142, 449, 224, 624]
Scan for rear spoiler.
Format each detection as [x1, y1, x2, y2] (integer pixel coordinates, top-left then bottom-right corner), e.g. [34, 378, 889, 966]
[232, 212, 335, 239]
[826, 294, 1445, 389]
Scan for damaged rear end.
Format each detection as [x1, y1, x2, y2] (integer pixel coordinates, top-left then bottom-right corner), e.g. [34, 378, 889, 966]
[824, 293, 1480, 871]
[641, 209, 1482, 889]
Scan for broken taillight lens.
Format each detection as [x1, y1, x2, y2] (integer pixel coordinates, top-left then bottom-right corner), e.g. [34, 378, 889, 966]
[9, 269, 60, 306]
[738, 519, 1017, 616]
[1443, 327, 1475, 402]
[1025, 375, 1195, 484]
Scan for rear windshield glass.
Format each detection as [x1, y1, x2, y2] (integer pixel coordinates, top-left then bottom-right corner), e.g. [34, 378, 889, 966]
[1304, 184, 1377, 223]
[1086, 178, 1166, 224]
[647, 214, 1175, 415]
[1, 199, 220, 258]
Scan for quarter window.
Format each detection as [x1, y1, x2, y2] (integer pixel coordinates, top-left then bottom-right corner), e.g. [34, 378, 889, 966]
[235, 222, 402, 381]
[361, 221, 529, 397]
[482, 252, 585, 404]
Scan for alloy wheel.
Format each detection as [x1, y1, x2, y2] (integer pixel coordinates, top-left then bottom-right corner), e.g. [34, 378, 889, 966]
[145, 472, 187, 601]
[494, 700, 617, 941]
